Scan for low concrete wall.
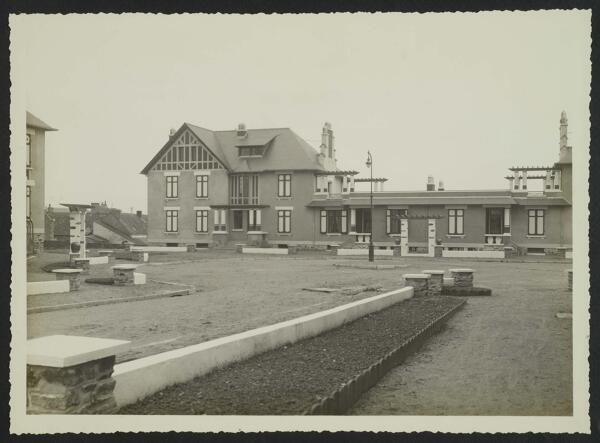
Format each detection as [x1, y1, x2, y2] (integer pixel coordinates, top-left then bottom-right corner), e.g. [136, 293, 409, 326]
[130, 246, 187, 252]
[242, 247, 288, 255]
[337, 249, 394, 257]
[27, 280, 70, 296]
[88, 256, 109, 265]
[442, 250, 505, 259]
[133, 273, 146, 285]
[113, 286, 414, 407]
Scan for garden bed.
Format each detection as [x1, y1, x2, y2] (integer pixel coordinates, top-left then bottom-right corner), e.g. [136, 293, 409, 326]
[118, 296, 464, 415]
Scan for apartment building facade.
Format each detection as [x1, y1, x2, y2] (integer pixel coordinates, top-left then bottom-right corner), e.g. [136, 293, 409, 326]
[142, 113, 573, 256]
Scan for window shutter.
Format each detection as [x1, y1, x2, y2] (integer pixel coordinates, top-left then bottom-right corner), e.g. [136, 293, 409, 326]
[214, 210, 219, 225]
[256, 210, 261, 225]
[341, 210, 348, 233]
[320, 210, 327, 234]
[386, 210, 391, 234]
[350, 209, 356, 232]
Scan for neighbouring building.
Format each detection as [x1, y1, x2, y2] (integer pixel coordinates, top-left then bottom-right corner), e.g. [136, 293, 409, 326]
[26, 111, 57, 255]
[45, 202, 148, 247]
[141, 113, 572, 257]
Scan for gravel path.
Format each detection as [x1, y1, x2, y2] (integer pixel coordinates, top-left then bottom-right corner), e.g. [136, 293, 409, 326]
[350, 264, 573, 415]
[118, 296, 464, 415]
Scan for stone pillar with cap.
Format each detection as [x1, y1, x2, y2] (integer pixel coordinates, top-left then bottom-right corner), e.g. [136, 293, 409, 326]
[73, 258, 90, 275]
[403, 274, 430, 297]
[423, 270, 444, 296]
[112, 264, 138, 286]
[52, 268, 83, 291]
[449, 268, 475, 288]
[27, 335, 129, 414]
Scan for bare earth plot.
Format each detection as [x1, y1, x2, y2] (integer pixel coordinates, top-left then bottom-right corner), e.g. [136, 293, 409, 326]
[350, 260, 573, 416]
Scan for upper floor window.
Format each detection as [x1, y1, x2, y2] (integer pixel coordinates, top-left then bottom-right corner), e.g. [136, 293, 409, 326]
[386, 209, 407, 234]
[230, 175, 259, 205]
[196, 210, 208, 233]
[528, 209, 544, 235]
[196, 175, 208, 198]
[448, 209, 464, 235]
[165, 210, 178, 232]
[278, 174, 291, 197]
[166, 176, 178, 198]
[277, 210, 291, 233]
[238, 146, 265, 157]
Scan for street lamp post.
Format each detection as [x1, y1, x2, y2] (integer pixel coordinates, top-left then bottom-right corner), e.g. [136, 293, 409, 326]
[366, 151, 374, 262]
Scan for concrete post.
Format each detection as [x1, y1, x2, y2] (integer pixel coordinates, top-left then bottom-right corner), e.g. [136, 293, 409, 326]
[400, 219, 408, 256]
[449, 268, 475, 288]
[27, 335, 129, 414]
[403, 274, 430, 297]
[422, 270, 444, 296]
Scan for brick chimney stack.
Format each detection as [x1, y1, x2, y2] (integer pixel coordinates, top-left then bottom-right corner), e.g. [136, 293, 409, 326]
[426, 175, 436, 191]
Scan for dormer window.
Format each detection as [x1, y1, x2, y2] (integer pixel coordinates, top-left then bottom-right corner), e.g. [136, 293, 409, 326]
[238, 146, 265, 157]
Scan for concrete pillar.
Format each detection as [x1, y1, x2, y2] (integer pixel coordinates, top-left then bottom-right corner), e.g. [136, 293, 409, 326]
[400, 219, 408, 256]
[522, 170, 528, 190]
[27, 335, 129, 414]
[403, 274, 430, 297]
[427, 218, 436, 257]
[112, 264, 138, 286]
[52, 269, 83, 291]
[513, 171, 520, 191]
[449, 268, 475, 288]
[423, 270, 444, 296]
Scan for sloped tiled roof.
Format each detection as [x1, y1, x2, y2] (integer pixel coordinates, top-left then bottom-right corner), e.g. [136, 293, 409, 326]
[141, 123, 325, 174]
[26, 112, 57, 131]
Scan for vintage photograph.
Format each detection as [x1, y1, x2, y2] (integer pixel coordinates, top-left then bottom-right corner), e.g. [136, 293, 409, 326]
[9, 10, 590, 433]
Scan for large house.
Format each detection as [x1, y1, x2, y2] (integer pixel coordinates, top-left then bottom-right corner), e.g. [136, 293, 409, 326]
[141, 113, 572, 257]
[26, 111, 57, 255]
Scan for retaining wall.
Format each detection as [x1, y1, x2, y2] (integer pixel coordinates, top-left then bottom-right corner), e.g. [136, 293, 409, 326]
[27, 280, 70, 295]
[113, 286, 414, 407]
[442, 250, 505, 259]
[337, 249, 394, 257]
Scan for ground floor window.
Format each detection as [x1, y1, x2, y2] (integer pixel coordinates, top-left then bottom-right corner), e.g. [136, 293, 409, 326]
[485, 208, 504, 235]
[196, 210, 208, 233]
[277, 210, 291, 233]
[214, 209, 227, 231]
[528, 209, 544, 235]
[248, 209, 261, 231]
[448, 209, 464, 235]
[321, 209, 347, 234]
[387, 209, 407, 234]
[165, 210, 178, 232]
[353, 208, 371, 233]
[232, 210, 244, 231]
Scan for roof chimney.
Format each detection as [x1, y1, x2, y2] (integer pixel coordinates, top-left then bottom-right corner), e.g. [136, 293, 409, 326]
[136, 210, 142, 218]
[438, 180, 445, 191]
[237, 123, 247, 139]
[426, 175, 436, 191]
[169, 128, 177, 138]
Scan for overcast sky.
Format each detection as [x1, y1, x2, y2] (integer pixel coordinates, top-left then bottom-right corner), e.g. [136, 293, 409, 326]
[11, 11, 591, 213]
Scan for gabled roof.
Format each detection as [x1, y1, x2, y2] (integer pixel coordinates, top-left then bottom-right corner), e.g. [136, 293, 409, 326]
[26, 112, 57, 131]
[141, 123, 326, 174]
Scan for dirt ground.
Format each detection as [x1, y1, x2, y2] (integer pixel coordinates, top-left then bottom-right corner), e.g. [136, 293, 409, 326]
[26, 251, 573, 416]
[350, 260, 573, 416]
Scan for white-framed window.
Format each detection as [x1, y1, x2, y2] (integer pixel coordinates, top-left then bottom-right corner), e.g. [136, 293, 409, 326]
[214, 209, 227, 232]
[165, 209, 178, 232]
[320, 209, 345, 234]
[248, 209, 261, 231]
[528, 209, 544, 235]
[277, 210, 291, 233]
[278, 174, 292, 197]
[196, 210, 208, 233]
[230, 175, 259, 205]
[386, 209, 407, 234]
[166, 175, 178, 198]
[232, 210, 244, 231]
[448, 209, 464, 235]
[196, 175, 208, 198]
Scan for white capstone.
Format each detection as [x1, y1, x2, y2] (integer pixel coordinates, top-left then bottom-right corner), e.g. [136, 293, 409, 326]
[449, 268, 475, 273]
[52, 268, 83, 274]
[27, 335, 130, 368]
[403, 274, 430, 279]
